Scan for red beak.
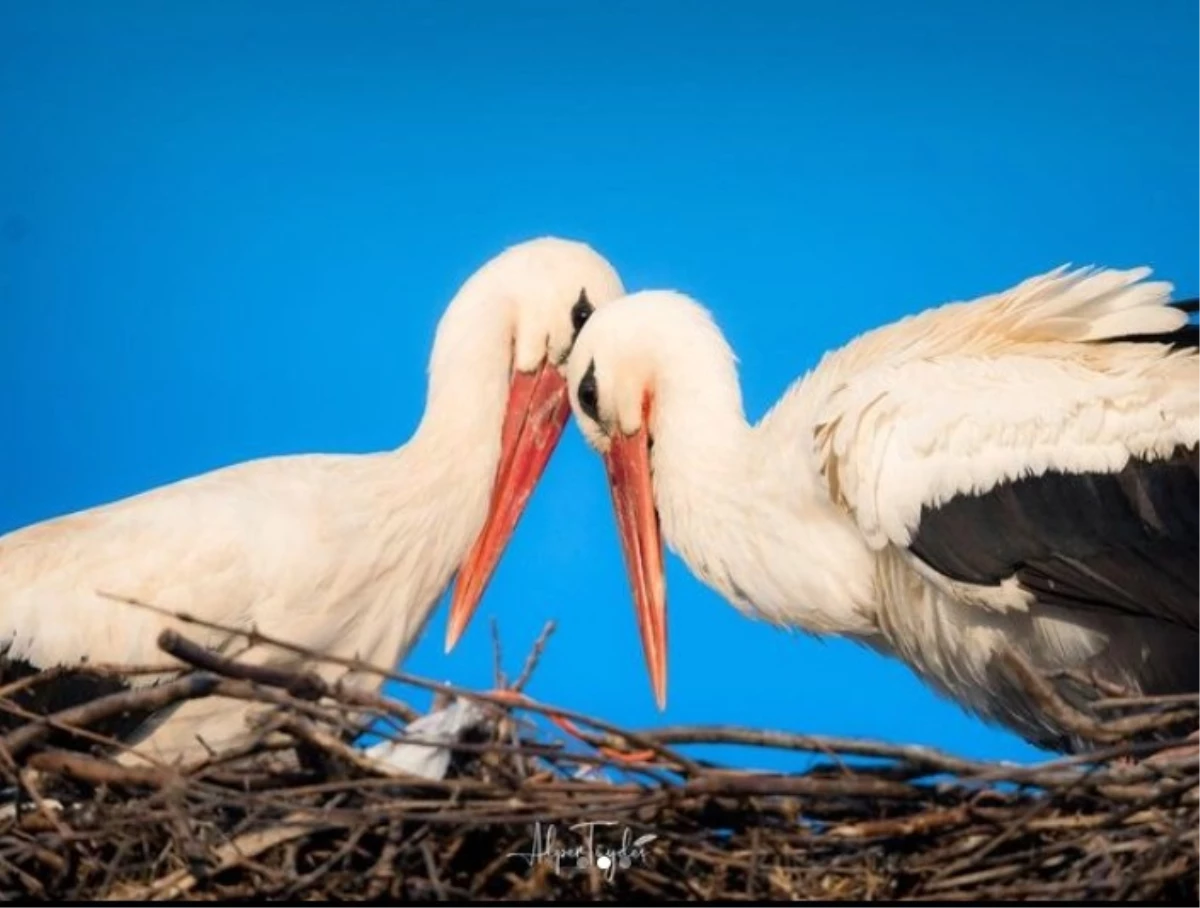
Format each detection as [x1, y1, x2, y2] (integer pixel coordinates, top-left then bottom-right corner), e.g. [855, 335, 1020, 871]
[604, 421, 668, 710]
[445, 360, 571, 652]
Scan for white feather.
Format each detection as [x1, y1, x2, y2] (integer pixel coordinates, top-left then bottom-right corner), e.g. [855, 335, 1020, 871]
[567, 264, 1198, 752]
[0, 237, 626, 765]
[805, 266, 1197, 550]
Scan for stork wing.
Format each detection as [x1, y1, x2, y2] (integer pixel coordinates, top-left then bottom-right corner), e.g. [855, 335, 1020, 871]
[0, 454, 337, 740]
[810, 271, 1198, 631]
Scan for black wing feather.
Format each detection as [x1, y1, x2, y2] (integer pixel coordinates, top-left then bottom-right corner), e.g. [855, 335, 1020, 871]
[902, 441, 1200, 628]
[0, 654, 156, 750]
[909, 444, 1199, 630]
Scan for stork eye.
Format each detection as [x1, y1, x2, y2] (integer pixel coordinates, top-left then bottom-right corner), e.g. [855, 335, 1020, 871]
[576, 359, 600, 423]
[570, 289, 593, 336]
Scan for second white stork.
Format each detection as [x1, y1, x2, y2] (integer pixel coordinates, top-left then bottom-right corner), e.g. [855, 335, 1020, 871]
[563, 265, 1197, 754]
[0, 236, 625, 765]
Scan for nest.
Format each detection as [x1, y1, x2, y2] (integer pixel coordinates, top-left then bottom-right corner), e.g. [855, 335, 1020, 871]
[0, 607, 1195, 902]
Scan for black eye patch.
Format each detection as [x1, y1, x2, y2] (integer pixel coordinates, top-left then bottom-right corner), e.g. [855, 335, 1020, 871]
[576, 359, 600, 423]
[570, 288, 593, 337]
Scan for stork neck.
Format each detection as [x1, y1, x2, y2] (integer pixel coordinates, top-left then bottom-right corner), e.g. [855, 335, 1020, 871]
[385, 280, 518, 568]
[339, 287, 518, 674]
[412, 282, 517, 458]
[651, 379, 878, 640]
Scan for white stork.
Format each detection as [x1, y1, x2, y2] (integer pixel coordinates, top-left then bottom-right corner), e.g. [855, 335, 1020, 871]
[0, 236, 625, 765]
[563, 265, 1198, 754]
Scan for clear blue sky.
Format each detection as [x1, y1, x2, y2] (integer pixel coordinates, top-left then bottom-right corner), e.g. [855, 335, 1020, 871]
[1, 1, 1195, 769]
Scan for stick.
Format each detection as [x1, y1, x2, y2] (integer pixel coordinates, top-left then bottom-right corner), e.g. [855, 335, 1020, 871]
[26, 750, 180, 788]
[105, 815, 335, 901]
[1, 674, 220, 758]
[108, 596, 693, 770]
[156, 630, 419, 722]
[511, 621, 556, 694]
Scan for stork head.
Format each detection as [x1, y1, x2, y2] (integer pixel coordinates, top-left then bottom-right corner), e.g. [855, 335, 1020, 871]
[444, 237, 626, 652]
[565, 290, 741, 710]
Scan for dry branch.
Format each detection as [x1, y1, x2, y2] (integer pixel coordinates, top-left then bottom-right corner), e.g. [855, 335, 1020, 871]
[0, 618, 1193, 902]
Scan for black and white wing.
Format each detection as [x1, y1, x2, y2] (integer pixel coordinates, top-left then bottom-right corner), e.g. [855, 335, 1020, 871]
[813, 267, 1198, 632]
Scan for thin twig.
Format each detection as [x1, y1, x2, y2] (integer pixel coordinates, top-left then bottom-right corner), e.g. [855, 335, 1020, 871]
[0, 598, 1188, 902]
[511, 620, 557, 694]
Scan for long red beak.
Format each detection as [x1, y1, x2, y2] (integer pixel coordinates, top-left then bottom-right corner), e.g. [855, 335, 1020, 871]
[604, 424, 668, 710]
[445, 360, 571, 652]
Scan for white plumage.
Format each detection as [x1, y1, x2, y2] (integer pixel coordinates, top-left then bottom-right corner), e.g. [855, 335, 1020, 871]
[0, 236, 625, 765]
[564, 265, 1198, 752]
[808, 266, 1195, 552]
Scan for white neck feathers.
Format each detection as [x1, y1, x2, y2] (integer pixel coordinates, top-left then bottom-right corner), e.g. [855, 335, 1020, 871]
[646, 313, 878, 639]
[343, 278, 516, 669]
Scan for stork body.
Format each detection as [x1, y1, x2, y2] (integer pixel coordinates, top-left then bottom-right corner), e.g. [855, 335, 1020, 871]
[565, 266, 1198, 753]
[0, 237, 625, 764]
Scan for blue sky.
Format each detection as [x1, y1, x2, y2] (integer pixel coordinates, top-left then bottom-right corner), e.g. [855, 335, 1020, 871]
[1, 1, 1195, 769]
